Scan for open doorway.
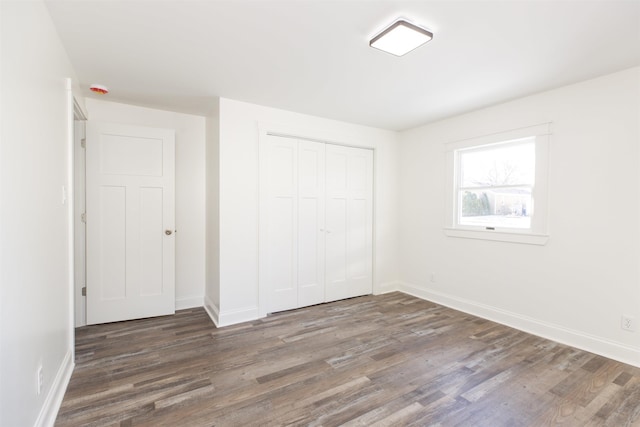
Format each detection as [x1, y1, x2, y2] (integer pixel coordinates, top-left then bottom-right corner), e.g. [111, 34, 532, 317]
[73, 100, 87, 327]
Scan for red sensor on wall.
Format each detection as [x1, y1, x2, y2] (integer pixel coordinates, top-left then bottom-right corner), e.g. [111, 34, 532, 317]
[89, 84, 109, 94]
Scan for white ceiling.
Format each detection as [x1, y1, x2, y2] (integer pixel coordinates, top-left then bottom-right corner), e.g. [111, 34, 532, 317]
[46, 1, 640, 131]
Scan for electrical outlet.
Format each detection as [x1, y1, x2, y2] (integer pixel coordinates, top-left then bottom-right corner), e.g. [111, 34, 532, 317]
[37, 365, 43, 395]
[621, 316, 635, 332]
[430, 273, 436, 283]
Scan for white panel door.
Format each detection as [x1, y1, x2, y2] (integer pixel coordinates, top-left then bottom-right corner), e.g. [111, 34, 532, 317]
[265, 135, 299, 313]
[297, 140, 326, 307]
[325, 145, 373, 302]
[86, 122, 175, 324]
[263, 135, 373, 313]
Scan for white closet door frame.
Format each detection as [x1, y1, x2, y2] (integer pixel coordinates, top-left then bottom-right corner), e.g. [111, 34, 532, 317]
[258, 127, 375, 317]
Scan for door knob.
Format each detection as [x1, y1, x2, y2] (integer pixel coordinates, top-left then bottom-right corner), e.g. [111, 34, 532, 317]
[165, 230, 173, 236]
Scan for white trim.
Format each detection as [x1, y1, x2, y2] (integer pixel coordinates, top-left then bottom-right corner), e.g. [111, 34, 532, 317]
[34, 351, 74, 427]
[532, 133, 550, 234]
[71, 85, 87, 329]
[265, 131, 374, 151]
[258, 127, 269, 319]
[205, 301, 261, 329]
[398, 282, 640, 368]
[258, 121, 376, 151]
[218, 305, 261, 327]
[73, 98, 87, 121]
[175, 296, 204, 310]
[70, 77, 88, 120]
[443, 228, 549, 245]
[65, 79, 76, 359]
[204, 295, 220, 327]
[444, 122, 552, 151]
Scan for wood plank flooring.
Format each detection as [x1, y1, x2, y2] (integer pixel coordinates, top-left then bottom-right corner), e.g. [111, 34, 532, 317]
[56, 293, 640, 426]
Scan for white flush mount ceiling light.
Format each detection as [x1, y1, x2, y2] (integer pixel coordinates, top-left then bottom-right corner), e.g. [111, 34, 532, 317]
[370, 19, 433, 56]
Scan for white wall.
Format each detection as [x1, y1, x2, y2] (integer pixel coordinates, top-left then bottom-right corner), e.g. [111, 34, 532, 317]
[84, 99, 207, 312]
[398, 67, 640, 366]
[205, 100, 221, 323]
[207, 98, 399, 326]
[0, 2, 78, 425]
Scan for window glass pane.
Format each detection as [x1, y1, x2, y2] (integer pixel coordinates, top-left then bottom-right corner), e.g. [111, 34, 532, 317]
[459, 188, 532, 229]
[460, 140, 535, 188]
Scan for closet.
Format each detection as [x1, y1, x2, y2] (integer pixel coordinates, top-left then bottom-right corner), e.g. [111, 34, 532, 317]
[262, 134, 373, 313]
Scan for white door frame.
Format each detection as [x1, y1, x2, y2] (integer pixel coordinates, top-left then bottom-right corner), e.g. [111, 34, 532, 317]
[258, 124, 376, 318]
[67, 80, 88, 357]
[72, 108, 87, 327]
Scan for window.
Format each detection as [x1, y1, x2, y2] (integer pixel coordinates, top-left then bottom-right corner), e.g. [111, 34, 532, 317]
[445, 123, 550, 245]
[458, 138, 534, 229]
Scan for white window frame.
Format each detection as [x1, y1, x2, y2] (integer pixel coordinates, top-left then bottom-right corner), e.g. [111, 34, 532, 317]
[444, 123, 551, 245]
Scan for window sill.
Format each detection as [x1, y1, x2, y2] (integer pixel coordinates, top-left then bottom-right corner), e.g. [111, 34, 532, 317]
[443, 228, 549, 245]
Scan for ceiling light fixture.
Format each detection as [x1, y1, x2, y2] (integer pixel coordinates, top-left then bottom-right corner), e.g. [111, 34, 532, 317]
[369, 19, 433, 57]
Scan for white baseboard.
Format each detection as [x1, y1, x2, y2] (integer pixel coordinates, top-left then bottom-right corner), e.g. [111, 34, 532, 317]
[175, 295, 204, 310]
[204, 295, 220, 327]
[203, 297, 261, 328]
[34, 350, 74, 427]
[398, 281, 640, 368]
[375, 281, 401, 295]
[218, 305, 261, 327]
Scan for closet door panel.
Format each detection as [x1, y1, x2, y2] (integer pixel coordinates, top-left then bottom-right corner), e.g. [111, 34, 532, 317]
[264, 135, 372, 313]
[325, 145, 373, 302]
[265, 136, 298, 313]
[346, 148, 374, 297]
[325, 148, 348, 301]
[297, 141, 326, 307]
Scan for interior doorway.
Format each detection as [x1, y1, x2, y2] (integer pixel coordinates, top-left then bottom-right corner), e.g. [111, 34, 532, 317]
[73, 101, 87, 327]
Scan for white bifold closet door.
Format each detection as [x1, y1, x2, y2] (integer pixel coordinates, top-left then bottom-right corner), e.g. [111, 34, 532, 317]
[264, 135, 373, 314]
[324, 144, 373, 302]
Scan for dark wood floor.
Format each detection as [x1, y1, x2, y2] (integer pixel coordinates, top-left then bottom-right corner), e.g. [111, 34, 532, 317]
[56, 293, 640, 426]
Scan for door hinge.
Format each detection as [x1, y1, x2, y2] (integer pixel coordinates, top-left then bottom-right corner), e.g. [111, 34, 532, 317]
[81, 212, 86, 223]
[81, 286, 86, 296]
[81, 138, 86, 149]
